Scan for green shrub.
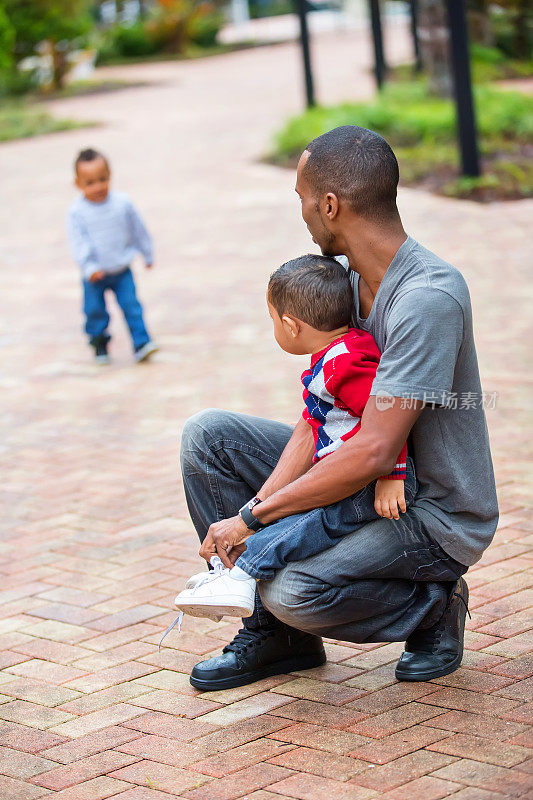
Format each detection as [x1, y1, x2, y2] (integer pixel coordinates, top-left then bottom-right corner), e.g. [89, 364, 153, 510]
[471, 44, 506, 66]
[272, 78, 533, 200]
[0, 67, 38, 97]
[0, 3, 14, 72]
[148, 1, 223, 53]
[94, 30, 118, 65]
[274, 81, 533, 158]
[249, 0, 293, 19]
[96, 2, 224, 64]
[187, 10, 223, 47]
[109, 22, 158, 58]
[470, 43, 533, 82]
[3, 0, 93, 90]
[491, 7, 533, 60]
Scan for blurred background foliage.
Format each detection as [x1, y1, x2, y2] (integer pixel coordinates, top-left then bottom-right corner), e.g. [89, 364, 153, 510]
[95, 0, 225, 64]
[0, 0, 531, 199]
[0, 0, 226, 93]
[274, 79, 533, 199]
[269, 0, 532, 200]
[0, 0, 530, 93]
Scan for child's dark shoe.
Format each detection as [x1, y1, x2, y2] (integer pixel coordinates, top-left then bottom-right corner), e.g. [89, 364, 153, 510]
[134, 341, 158, 362]
[92, 338, 110, 365]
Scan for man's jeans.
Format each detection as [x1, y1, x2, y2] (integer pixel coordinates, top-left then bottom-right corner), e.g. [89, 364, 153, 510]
[235, 460, 417, 580]
[83, 268, 149, 350]
[180, 408, 468, 643]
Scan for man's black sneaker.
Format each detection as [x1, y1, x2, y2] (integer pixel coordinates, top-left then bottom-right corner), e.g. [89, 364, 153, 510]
[93, 339, 110, 365]
[190, 625, 326, 691]
[395, 576, 470, 682]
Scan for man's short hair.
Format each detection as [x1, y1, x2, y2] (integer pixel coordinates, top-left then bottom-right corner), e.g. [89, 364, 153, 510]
[268, 254, 353, 331]
[304, 126, 399, 221]
[74, 148, 108, 174]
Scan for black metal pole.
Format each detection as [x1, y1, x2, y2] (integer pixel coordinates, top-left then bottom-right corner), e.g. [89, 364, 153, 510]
[295, 0, 315, 108]
[368, 0, 386, 89]
[445, 0, 481, 176]
[409, 0, 422, 72]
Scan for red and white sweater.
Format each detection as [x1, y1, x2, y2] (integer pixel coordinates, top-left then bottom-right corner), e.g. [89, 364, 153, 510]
[301, 328, 407, 480]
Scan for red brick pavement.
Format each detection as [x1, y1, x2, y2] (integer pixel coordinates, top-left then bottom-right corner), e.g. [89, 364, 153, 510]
[0, 21, 532, 800]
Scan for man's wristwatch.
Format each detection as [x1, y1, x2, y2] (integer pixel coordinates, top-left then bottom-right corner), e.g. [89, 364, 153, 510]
[238, 496, 263, 531]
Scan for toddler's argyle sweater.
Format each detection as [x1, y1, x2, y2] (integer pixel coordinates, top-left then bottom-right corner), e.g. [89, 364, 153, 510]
[302, 328, 407, 479]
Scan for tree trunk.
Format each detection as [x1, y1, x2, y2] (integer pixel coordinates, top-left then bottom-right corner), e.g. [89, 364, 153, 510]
[467, 0, 493, 47]
[417, 0, 451, 96]
[514, 0, 532, 60]
[51, 41, 68, 91]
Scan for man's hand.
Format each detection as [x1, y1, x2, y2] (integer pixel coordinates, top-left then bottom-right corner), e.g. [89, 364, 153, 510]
[199, 514, 252, 568]
[89, 270, 105, 282]
[374, 478, 407, 520]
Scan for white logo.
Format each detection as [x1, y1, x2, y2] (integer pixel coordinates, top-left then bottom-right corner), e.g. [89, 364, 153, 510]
[375, 390, 395, 411]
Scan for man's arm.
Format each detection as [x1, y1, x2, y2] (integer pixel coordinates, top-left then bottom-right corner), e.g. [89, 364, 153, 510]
[201, 397, 422, 566]
[257, 417, 315, 501]
[253, 397, 423, 525]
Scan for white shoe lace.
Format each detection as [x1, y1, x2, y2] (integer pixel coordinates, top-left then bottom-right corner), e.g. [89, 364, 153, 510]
[192, 555, 227, 588]
[158, 556, 227, 650]
[158, 611, 184, 650]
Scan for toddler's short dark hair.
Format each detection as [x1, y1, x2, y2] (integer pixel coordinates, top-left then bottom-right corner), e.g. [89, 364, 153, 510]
[268, 254, 353, 331]
[74, 148, 108, 174]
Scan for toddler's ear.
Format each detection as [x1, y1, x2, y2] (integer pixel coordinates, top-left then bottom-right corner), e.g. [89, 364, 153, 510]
[282, 314, 300, 339]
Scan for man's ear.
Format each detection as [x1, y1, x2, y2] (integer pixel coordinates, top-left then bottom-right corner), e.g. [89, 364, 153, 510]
[282, 314, 301, 339]
[324, 192, 339, 220]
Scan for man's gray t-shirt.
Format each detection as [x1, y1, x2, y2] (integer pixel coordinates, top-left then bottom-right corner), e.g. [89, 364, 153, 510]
[346, 235, 498, 566]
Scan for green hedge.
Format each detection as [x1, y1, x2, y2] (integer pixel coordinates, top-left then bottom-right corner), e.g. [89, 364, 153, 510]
[272, 80, 533, 199]
[96, 3, 224, 65]
[274, 82, 533, 158]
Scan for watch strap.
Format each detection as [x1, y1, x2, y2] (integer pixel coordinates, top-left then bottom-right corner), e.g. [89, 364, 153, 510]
[239, 499, 263, 531]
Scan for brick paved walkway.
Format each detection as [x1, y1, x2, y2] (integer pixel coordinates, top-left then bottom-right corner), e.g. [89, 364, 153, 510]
[0, 25, 532, 800]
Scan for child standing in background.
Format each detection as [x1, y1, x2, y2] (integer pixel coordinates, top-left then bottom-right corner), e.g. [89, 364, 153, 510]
[67, 148, 158, 364]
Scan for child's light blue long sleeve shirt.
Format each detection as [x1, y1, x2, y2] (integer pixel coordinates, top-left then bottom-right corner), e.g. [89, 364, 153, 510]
[67, 192, 153, 280]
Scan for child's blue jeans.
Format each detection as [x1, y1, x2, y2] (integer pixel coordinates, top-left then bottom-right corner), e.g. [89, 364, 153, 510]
[83, 267, 150, 350]
[236, 457, 417, 580]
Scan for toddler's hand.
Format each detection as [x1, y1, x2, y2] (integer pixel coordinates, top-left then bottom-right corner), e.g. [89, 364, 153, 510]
[145, 262, 154, 269]
[374, 478, 406, 520]
[89, 270, 105, 282]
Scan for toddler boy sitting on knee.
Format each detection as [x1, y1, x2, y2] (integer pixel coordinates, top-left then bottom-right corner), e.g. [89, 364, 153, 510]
[175, 255, 416, 620]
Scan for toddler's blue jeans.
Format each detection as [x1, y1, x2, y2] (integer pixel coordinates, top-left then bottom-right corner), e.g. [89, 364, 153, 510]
[236, 458, 417, 580]
[83, 267, 150, 350]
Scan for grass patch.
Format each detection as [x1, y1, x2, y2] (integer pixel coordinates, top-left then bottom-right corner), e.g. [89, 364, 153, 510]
[393, 45, 533, 85]
[41, 78, 148, 100]
[471, 44, 533, 84]
[271, 80, 533, 201]
[0, 101, 90, 143]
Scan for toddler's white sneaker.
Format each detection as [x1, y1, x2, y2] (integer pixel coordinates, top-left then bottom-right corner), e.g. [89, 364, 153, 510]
[175, 563, 255, 620]
[185, 569, 211, 590]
